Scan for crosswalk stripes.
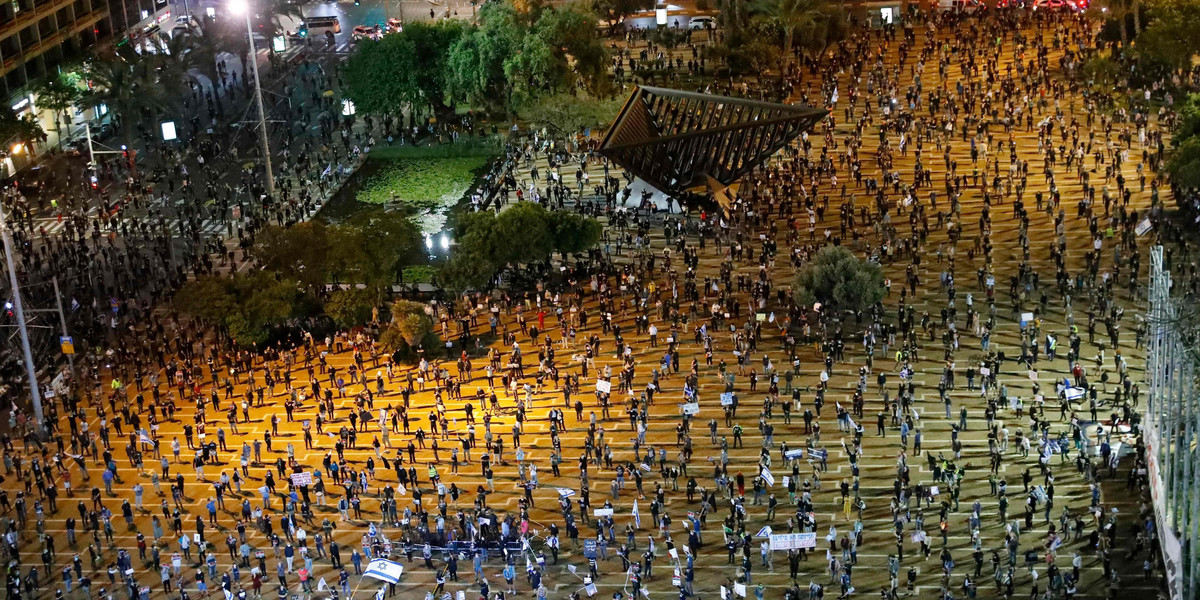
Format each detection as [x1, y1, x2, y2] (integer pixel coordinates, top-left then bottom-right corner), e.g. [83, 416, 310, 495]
[29, 217, 229, 237]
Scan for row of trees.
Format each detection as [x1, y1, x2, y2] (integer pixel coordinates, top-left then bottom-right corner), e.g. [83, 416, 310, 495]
[175, 213, 422, 346]
[343, 2, 611, 117]
[707, 0, 847, 78]
[1166, 93, 1200, 189]
[1096, 0, 1200, 80]
[175, 203, 603, 346]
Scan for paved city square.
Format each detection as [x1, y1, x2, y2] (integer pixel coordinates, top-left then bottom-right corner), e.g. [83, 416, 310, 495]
[0, 5, 1180, 600]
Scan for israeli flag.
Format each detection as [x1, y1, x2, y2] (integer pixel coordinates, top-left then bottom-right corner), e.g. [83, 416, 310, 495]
[363, 559, 404, 584]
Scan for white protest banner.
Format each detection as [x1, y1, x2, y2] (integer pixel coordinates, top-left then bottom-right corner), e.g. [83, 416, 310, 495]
[557, 488, 576, 497]
[595, 379, 612, 394]
[769, 532, 817, 550]
[782, 476, 791, 489]
[681, 402, 700, 416]
[734, 583, 747, 597]
[784, 448, 805, 460]
[720, 392, 735, 406]
[290, 472, 313, 487]
[593, 508, 614, 517]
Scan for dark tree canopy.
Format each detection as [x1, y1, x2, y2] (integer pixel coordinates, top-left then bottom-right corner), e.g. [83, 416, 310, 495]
[793, 246, 886, 315]
[439, 203, 602, 291]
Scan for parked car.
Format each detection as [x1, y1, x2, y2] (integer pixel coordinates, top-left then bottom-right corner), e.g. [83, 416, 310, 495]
[386, 18, 402, 32]
[688, 16, 714, 30]
[936, 0, 982, 11]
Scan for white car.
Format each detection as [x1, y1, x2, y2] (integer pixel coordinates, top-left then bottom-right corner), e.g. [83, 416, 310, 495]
[688, 16, 714, 30]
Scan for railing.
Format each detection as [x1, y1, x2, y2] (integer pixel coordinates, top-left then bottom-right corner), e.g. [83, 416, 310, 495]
[0, 7, 104, 78]
[1143, 244, 1196, 600]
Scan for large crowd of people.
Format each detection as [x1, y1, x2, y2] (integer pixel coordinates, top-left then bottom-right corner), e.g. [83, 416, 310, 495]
[0, 5, 1184, 600]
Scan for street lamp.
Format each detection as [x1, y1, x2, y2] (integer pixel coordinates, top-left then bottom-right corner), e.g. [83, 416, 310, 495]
[0, 203, 45, 435]
[229, 0, 276, 196]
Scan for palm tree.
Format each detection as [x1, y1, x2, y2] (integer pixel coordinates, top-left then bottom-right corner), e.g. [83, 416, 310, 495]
[1092, 0, 1131, 48]
[180, 25, 247, 95]
[251, 0, 304, 43]
[752, 0, 834, 80]
[83, 47, 180, 151]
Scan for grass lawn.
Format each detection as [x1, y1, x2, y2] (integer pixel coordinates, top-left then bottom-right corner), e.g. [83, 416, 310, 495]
[356, 156, 492, 211]
[318, 141, 499, 234]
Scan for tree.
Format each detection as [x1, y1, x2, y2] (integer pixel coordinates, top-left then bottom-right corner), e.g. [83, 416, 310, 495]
[534, 5, 611, 97]
[551, 211, 603, 256]
[1134, 0, 1200, 76]
[793, 246, 885, 315]
[344, 21, 466, 116]
[517, 93, 623, 139]
[390, 300, 433, 347]
[1094, 0, 1133, 47]
[592, 0, 642, 28]
[445, 3, 609, 112]
[324, 287, 376, 329]
[1173, 93, 1200, 145]
[173, 275, 236, 327]
[343, 34, 421, 116]
[83, 48, 180, 150]
[252, 221, 333, 290]
[0, 108, 44, 151]
[438, 203, 602, 290]
[1167, 135, 1200, 190]
[753, 0, 840, 78]
[405, 21, 467, 112]
[492, 202, 556, 263]
[177, 25, 247, 97]
[175, 271, 306, 346]
[1080, 56, 1123, 92]
[250, 0, 304, 43]
[32, 72, 82, 150]
[328, 213, 422, 301]
[438, 247, 497, 291]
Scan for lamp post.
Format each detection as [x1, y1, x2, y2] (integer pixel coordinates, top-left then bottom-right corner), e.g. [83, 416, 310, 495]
[0, 203, 44, 434]
[230, 0, 275, 196]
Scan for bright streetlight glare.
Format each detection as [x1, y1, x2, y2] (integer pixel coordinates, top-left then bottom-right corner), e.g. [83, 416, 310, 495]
[228, 0, 248, 15]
